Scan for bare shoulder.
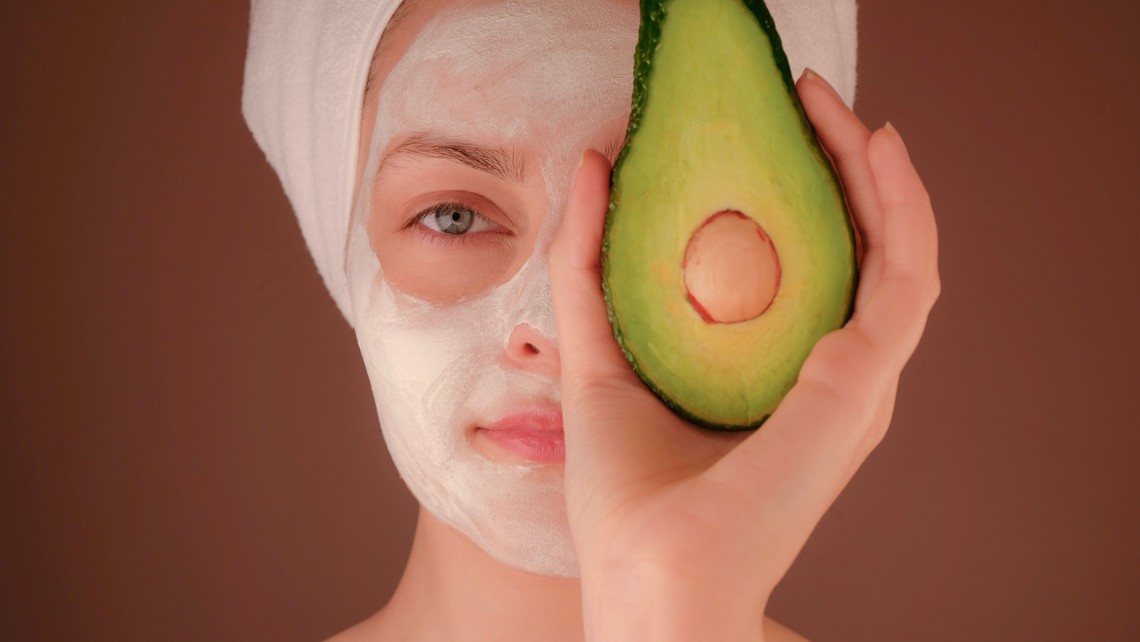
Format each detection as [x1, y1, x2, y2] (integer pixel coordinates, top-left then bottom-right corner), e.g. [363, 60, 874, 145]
[322, 610, 388, 642]
[326, 610, 802, 641]
[323, 621, 370, 642]
[763, 615, 812, 642]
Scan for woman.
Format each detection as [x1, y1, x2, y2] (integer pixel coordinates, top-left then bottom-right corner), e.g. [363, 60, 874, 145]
[243, 0, 939, 639]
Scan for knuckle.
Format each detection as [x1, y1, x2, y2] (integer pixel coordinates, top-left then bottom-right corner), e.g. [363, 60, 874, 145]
[798, 330, 878, 401]
[927, 274, 943, 306]
[883, 269, 937, 306]
[859, 417, 891, 457]
[913, 182, 934, 212]
[911, 260, 942, 308]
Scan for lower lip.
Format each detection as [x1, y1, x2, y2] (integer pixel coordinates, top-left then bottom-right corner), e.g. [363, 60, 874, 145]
[477, 428, 565, 464]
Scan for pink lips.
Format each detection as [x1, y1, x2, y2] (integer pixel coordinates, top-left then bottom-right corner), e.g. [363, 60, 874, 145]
[477, 409, 564, 464]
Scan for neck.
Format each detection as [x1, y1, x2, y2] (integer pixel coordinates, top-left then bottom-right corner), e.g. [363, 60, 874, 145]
[365, 508, 585, 642]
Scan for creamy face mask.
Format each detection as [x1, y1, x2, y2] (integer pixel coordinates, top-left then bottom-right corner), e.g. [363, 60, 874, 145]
[345, 0, 639, 577]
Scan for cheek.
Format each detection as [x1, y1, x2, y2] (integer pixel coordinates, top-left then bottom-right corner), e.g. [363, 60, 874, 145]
[371, 230, 519, 305]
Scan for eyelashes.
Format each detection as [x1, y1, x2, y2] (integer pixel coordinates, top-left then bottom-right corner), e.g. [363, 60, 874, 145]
[403, 200, 511, 245]
[419, 202, 483, 235]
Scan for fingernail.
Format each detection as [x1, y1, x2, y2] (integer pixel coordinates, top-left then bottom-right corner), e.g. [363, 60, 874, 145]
[803, 67, 843, 103]
[884, 121, 911, 158]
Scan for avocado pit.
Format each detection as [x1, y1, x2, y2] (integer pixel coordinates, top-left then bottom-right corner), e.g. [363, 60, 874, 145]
[683, 210, 781, 324]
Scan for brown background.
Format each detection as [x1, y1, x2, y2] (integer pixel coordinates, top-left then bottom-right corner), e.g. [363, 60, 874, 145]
[2, 1, 1138, 640]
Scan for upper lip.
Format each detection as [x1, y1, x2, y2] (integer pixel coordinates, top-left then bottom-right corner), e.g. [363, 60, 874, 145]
[480, 408, 563, 433]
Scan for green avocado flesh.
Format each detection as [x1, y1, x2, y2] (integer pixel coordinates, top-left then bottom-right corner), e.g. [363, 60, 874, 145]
[603, 0, 857, 430]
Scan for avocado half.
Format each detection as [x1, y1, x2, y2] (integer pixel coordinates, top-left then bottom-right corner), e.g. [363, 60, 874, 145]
[603, 0, 858, 430]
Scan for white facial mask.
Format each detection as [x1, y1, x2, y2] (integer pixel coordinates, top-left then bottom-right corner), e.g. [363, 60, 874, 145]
[345, 0, 638, 577]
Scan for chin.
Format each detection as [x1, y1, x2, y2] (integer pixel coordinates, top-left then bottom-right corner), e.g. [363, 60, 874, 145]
[393, 431, 580, 577]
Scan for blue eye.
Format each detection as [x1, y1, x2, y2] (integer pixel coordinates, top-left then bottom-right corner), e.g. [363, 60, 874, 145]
[418, 202, 494, 235]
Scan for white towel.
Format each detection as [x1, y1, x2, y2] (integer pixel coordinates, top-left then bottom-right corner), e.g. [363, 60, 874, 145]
[242, 0, 859, 321]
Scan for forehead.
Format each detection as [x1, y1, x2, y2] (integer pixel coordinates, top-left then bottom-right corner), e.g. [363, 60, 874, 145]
[370, 0, 640, 142]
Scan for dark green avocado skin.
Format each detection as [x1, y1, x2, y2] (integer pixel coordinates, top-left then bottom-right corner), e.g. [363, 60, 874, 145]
[602, 0, 859, 431]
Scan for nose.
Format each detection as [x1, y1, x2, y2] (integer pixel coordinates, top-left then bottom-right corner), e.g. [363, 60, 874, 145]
[505, 323, 561, 377]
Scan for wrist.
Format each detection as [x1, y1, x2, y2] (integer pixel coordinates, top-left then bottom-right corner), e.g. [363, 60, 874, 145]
[581, 560, 768, 642]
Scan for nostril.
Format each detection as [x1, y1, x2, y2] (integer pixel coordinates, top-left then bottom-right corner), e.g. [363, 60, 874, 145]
[505, 324, 559, 374]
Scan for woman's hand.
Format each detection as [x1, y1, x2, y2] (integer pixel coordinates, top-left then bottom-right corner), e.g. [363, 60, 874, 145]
[549, 69, 940, 641]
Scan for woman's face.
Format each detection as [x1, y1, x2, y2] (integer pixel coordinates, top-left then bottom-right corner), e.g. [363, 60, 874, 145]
[346, 0, 638, 577]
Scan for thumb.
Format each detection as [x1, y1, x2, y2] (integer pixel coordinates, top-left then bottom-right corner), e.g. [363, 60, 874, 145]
[551, 150, 663, 484]
[552, 151, 723, 498]
[550, 149, 641, 389]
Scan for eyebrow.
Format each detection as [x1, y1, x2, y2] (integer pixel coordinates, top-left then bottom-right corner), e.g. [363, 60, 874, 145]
[377, 133, 525, 183]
